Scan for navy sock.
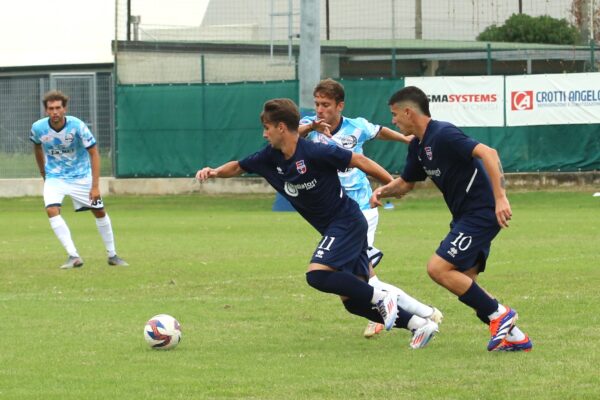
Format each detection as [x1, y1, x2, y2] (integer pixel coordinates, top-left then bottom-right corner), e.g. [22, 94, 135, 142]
[343, 299, 413, 331]
[476, 308, 491, 325]
[343, 298, 382, 322]
[458, 281, 498, 317]
[394, 308, 413, 330]
[306, 270, 373, 303]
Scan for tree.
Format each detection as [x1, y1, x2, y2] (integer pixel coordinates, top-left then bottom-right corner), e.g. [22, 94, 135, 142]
[570, 0, 600, 44]
[477, 13, 579, 45]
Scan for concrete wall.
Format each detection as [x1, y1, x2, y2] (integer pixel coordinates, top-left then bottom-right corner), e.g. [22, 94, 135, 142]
[2, 172, 598, 198]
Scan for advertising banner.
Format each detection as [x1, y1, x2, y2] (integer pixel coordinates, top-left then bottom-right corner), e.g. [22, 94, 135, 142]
[506, 73, 600, 126]
[405, 76, 504, 127]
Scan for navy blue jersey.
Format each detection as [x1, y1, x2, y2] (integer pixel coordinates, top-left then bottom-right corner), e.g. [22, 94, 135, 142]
[239, 138, 363, 234]
[401, 120, 496, 218]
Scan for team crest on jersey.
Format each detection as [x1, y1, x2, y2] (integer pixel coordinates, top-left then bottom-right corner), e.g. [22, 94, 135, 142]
[296, 160, 307, 174]
[425, 146, 433, 160]
[64, 132, 75, 143]
[339, 135, 358, 149]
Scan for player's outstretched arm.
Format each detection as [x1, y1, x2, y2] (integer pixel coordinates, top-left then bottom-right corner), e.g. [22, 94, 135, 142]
[370, 177, 415, 208]
[472, 143, 512, 228]
[377, 126, 415, 144]
[348, 153, 393, 185]
[195, 161, 245, 182]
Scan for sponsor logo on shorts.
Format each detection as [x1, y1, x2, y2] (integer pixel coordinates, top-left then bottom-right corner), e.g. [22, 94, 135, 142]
[447, 247, 458, 258]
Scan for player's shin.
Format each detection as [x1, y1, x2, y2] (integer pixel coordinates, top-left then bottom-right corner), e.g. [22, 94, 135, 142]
[49, 215, 79, 257]
[369, 276, 436, 319]
[95, 214, 116, 257]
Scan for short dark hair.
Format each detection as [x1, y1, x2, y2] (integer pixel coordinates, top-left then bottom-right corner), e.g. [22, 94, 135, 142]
[313, 78, 345, 103]
[43, 90, 69, 108]
[260, 98, 300, 131]
[388, 86, 431, 117]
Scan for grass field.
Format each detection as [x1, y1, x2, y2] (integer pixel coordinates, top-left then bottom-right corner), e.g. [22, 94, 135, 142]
[1, 191, 599, 399]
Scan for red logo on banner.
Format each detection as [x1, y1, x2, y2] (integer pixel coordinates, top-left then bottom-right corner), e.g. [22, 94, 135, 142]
[511, 91, 534, 111]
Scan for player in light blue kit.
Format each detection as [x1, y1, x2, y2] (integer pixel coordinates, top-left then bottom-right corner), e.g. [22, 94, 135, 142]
[31, 90, 128, 269]
[196, 98, 439, 349]
[299, 79, 442, 338]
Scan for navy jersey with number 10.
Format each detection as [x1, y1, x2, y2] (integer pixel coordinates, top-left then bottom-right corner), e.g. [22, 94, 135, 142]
[239, 138, 364, 234]
[401, 120, 496, 218]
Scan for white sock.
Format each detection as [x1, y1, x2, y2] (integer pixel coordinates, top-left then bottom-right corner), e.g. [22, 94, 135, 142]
[369, 275, 434, 318]
[407, 315, 427, 332]
[370, 288, 387, 304]
[488, 304, 507, 321]
[95, 214, 116, 258]
[507, 326, 526, 342]
[49, 215, 79, 257]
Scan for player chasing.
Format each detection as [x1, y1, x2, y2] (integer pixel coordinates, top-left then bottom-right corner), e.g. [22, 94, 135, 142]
[299, 78, 442, 338]
[371, 86, 532, 352]
[196, 98, 439, 349]
[31, 90, 128, 269]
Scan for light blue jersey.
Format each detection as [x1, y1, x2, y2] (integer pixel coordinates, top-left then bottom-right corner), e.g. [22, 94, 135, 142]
[30, 116, 96, 180]
[301, 116, 380, 210]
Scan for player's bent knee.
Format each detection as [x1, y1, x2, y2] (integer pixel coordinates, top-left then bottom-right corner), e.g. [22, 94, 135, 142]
[426, 262, 444, 283]
[46, 206, 60, 218]
[305, 270, 329, 291]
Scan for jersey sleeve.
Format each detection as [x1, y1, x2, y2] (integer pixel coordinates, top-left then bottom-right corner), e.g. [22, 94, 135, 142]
[78, 120, 96, 149]
[356, 117, 381, 141]
[299, 115, 316, 126]
[29, 125, 41, 144]
[238, 146, 270, 175]
[438, 126, 479, 162]
[401, 139, 427, 182]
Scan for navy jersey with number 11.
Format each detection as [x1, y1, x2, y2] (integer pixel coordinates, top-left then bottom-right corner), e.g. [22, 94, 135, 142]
[239, 138, 364, 234]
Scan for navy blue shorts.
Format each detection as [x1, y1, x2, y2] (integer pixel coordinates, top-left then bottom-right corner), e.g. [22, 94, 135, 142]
[310, 213, 370, 279]
[436, 210, 501, 273]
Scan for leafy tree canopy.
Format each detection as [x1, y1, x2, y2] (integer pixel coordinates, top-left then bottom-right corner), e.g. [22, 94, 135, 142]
[477, 13, 579, 45]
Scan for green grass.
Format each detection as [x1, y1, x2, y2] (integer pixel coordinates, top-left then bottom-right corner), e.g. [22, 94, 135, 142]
[0, 192, 599, 399]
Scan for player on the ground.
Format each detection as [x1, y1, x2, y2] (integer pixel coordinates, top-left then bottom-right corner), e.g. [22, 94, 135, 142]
[196, 98, 438, 349]
[371, 86, 531, 352]
[299, 79, 442, 338]
[31, 90, 128, 269]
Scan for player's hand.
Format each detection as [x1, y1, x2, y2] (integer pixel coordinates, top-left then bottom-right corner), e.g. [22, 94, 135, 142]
[495, 196, 512, 228]
[195, 167, 217, 182]
[89, 187, 102, 205]
[370, 190, 383, 208]
[311, 119, 332, 137]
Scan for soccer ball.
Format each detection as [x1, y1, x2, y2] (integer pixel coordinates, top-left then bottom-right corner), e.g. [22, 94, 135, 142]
[143, 314, 182, 350]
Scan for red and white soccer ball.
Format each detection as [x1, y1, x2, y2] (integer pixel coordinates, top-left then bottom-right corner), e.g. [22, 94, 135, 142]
[143, 314, 182, 350]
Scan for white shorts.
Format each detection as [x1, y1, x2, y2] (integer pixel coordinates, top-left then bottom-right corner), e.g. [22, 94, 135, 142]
[44, 177, 104, 211]
[361, 207, 379, 247]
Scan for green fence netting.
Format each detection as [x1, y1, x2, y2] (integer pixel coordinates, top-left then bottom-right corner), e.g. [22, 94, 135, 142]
[116, 79, 600, 177]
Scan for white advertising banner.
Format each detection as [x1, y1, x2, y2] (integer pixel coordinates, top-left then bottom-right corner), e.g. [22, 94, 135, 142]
[405, 76, 504, 127]
[506, 73, 600, 126]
